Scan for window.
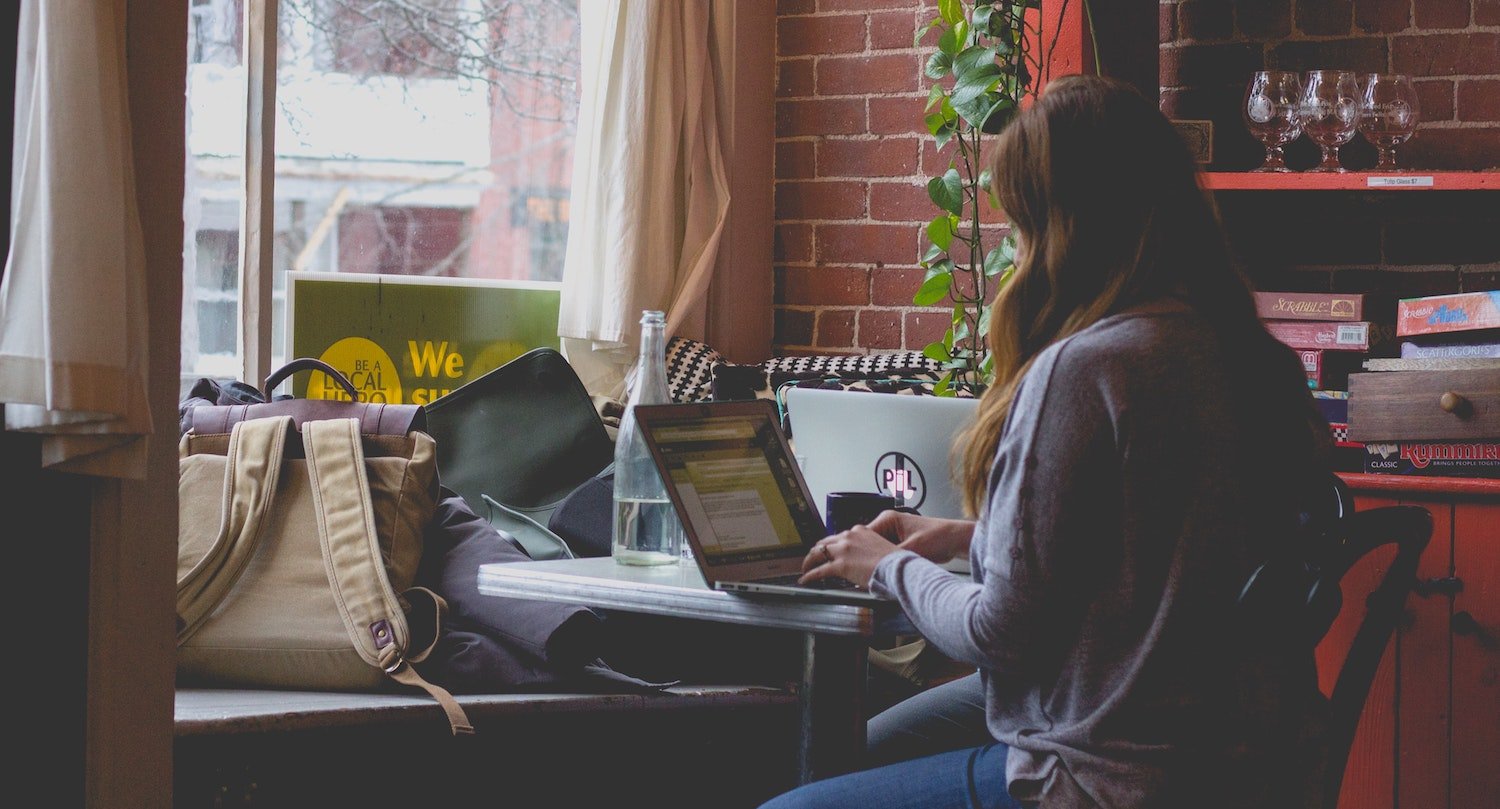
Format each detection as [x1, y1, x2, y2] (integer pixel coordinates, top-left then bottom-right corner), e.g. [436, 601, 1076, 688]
[182, 0, 580, 391]
[189, 0, 242, 66]
[316, 0, 466, 77]
[337, 206, 471, 277]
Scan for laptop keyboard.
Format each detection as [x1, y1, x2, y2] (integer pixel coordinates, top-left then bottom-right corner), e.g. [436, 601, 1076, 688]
[757, 573, 863, 591]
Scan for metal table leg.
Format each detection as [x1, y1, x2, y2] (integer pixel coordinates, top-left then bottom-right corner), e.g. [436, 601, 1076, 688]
[798, 631, 868, 784]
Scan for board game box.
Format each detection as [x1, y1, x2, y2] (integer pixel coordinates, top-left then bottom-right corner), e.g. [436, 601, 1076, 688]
[1255, 291, 1388, 322]
[1364, 441, 1500, 478]
[1396, 291, 1500, 338]
[1399, 339, 1500, 359]
[1266, 320, 1390, 352]
[1298, 350, 1365, 390]
[1311, 390, 1349, 425]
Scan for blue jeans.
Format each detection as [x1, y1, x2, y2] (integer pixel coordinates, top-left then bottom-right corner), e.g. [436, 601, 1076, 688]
[868, 672, 990, 767]
[757, 744, 1032, 809]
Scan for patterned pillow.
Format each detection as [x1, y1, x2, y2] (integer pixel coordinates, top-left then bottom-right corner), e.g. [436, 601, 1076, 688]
[665, 337, 720, 403]
[710, 364, 949, 402]
[711, 351, 946, 400]
[709, 351, 972, 437]
[761, 351, 943, 379]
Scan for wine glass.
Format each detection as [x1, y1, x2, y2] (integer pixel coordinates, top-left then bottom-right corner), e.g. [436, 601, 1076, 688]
[1243, 70, 1304, 172]
[1301, 70, 1361, 173]
[1358, 74, 1420, 172]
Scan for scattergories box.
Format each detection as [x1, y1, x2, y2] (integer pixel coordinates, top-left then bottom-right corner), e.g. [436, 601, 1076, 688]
[1400, 339, 1500, 359]
[1396, 291, 1500, 338]
[1364, 441, 1500, 478]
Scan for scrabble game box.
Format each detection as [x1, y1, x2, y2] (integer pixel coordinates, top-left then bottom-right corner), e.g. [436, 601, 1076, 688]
[1255, 291, 1389, 322]
[1396, 291, 1500, 338]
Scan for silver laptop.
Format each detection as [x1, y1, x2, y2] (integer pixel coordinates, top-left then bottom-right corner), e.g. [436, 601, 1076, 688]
[632, 400, 889, 605]
[785, 387, 979, 523]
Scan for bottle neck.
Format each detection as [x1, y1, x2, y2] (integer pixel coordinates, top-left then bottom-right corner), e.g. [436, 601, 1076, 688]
[629, 319, 668, 406]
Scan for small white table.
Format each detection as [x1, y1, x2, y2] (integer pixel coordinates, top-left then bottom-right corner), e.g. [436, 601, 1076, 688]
[477, 556, 883, 784]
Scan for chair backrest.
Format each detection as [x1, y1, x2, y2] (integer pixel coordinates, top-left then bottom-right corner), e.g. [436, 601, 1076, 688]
[1313, 487, 1431, 809]
[1237, 473, 1431, 809]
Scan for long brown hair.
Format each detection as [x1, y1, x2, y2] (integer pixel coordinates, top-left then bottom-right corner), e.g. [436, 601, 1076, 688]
[959, 75, 1325, 516]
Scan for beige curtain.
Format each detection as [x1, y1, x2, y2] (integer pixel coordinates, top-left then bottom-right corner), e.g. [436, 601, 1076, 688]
[0, 0, 151, 478]
[559, 0, 732, 399]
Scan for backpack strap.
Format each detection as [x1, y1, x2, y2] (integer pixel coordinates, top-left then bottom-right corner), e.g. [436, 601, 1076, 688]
[175, 415, 294, 643]
[400, 585, 446, 663]
[302, 418, 473, 736]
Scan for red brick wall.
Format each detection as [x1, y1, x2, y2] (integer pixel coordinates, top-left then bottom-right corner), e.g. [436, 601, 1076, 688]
[773, 1, 1500, 354]
[774, 0, 947, 355]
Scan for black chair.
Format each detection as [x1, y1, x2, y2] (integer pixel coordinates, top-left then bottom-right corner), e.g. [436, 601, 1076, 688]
[1239, 473, 1433, 809]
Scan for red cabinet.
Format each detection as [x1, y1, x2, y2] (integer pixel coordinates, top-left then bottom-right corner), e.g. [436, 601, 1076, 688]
[1321, 474, 1500, 809]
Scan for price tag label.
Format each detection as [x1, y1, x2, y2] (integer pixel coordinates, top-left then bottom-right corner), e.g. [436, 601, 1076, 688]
[1367, 175, 1434, 188]
[1336, 324, 1368, 346]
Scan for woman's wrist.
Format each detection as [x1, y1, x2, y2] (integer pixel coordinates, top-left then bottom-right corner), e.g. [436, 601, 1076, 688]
[868, 548, 917, 597]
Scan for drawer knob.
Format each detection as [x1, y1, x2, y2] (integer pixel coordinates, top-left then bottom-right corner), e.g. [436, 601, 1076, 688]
[1439, 391, 1473, 418]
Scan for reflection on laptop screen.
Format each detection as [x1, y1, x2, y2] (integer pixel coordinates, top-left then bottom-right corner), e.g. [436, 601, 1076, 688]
[651, 414, 823, 566]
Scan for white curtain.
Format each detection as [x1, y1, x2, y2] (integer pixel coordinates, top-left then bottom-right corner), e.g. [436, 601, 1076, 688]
[0, 0, 151, 478]
[559, 0, 732, 399]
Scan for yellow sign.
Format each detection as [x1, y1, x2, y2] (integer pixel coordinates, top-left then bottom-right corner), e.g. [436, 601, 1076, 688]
[288, 272, 562, 404]
[308, 336, 403, 403]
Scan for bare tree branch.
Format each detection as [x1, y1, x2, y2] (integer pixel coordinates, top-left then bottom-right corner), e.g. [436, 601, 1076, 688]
[281, 0, 581, 124]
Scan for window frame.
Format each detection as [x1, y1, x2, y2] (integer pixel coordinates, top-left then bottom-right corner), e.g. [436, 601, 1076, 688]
[239, 0, 278, 387]
[228, 0, 775, 388]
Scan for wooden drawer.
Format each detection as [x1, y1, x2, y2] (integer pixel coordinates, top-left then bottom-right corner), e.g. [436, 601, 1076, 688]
[1348, 369, 1500, 441]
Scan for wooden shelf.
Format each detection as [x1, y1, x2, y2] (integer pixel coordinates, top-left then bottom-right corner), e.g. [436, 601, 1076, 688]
[1201, 171, 1500, 191]
[1338, 471, 1500, 498]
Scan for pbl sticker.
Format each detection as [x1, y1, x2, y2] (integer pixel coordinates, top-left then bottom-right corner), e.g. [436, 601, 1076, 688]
[875, 452, 926, 510]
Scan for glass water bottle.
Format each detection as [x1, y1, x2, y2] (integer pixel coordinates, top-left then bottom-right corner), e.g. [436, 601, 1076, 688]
[611, 310, 686, 565]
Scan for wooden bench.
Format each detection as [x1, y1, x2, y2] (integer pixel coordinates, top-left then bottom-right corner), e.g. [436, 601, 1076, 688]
[175, 685, 801, 809]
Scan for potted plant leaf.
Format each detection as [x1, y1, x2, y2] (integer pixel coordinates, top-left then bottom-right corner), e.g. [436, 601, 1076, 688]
[915, 0, 1047, 395]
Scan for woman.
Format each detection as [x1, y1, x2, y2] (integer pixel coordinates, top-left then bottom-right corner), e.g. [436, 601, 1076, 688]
[763, 75, 1331, 809]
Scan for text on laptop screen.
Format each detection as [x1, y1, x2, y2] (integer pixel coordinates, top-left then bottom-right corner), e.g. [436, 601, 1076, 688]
[651, 414, 824, 565]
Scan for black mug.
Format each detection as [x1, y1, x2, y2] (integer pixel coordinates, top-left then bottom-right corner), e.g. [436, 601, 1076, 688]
[824, 491, 918, 536]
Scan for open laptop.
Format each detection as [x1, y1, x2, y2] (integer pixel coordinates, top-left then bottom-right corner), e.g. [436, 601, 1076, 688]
[785, 387, 980, 574]
[785, 387, 979, 522]
[632, 399, 890, 605]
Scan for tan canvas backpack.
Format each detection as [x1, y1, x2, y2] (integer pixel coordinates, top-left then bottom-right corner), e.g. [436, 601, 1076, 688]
[176, 412, 472, 735]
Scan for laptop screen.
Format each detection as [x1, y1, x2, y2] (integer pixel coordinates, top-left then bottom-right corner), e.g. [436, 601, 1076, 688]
[638, 406, 825, 567]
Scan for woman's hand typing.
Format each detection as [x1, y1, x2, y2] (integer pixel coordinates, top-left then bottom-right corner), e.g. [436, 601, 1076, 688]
[800, 510, 976, 589]
[868, 511, 975, 564]
[800, 524, 900, 589]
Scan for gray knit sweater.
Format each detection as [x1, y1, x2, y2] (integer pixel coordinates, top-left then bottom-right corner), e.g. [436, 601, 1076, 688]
[870, 303, 1325, 808]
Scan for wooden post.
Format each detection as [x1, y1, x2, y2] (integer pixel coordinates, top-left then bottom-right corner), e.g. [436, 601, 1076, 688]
[1039, 0, 1095, 88]
[1037, 0, 1160, 104]
[240, 0, 278, 389]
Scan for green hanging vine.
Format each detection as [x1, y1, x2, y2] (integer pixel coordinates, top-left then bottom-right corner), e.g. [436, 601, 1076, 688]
[915, 0, 1060, 395]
